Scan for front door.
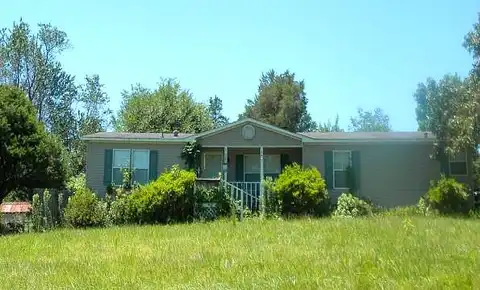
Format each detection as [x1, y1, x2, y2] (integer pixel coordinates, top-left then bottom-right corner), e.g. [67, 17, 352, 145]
[203, 152, 223, 178]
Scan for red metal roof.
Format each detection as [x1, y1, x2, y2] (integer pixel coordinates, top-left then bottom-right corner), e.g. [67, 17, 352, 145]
[0, 202, 32, 214]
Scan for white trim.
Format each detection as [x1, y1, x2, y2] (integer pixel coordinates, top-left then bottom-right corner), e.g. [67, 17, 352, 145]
[201, 145, 302, 148]
[112, 149, 150, 185]
[193, 118, 305, 141]
[449, 151, 468, 177]
[203, 152, 223, 178]
[332, 150, 352, 190]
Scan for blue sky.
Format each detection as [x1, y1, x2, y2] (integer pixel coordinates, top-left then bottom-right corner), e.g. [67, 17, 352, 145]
[2, 0, 479, 131]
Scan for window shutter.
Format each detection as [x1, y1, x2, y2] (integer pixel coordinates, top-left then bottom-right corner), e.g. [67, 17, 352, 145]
[104, 149, 113, 186]
[235, 154, 244, 181]
[280, 154, 290, 172]
[352, 151, 361, 194]
[149, 150, 158, 181]
[324, 151, 333, 189]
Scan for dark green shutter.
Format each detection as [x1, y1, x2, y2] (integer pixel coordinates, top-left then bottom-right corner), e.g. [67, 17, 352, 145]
[280, 154, 290, 172]
[324, 151, 333, 189]
[103, 149, 113, 186]
[352, 151, 361, 193]
[149, 150, 158, 181]
[235, 154, 244, 181]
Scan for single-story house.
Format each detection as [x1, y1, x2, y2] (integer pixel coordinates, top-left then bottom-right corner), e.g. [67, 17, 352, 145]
[81, 118, 473, 208]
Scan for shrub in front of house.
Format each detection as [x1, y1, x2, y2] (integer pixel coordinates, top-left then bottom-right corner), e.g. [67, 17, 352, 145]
[64, 174, 106, 228]
[423, 176, 471, 215]
[194, 185, 233, 220]
[333, 193, 373, 218]
[125, 165, 197, 224]
[64, 189, 106, 228]
[271, 163, 330, 216]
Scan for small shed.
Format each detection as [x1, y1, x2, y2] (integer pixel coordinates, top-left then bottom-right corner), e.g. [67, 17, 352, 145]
[0, 202, 32, 225]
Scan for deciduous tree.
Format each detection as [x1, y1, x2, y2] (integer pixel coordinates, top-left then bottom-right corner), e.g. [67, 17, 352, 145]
[349, 108, 391, 132]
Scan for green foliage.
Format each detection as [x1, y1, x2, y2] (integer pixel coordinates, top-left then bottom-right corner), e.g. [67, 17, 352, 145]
[181, 141, 202, 175]
[262, 177, 282, 217]
[115, 79, 214, 133]
[64, 179, 106, 227]
[424, 176, 471, 214]
[124, 165, 197, 224]
[349, 107, 391, 132]
[31, 194, 44, 232]
[0, 85, 68, 202]
[241, 69, 316, 132]
[208, 95, 229, 128]
[194, 185, 233, 219]
[334, 193, 373, 218]
[271, 163, 330, 216]
[43, 190, 53, 229]
[317, 114, 344, 132]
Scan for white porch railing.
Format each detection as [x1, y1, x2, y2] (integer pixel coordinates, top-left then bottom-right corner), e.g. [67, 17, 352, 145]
[220, 181, 262, 217]
[230, 182, 261, 211]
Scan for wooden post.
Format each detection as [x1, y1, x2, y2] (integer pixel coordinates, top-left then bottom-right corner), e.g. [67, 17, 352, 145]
[223, 146, 228, 189]
[259, 146, 264, 215]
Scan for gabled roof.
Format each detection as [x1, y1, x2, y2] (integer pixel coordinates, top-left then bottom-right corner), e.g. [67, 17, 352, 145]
[194, 118, 305, 140]
[301, 131, 435, 142]
[81, 132, 194, 142]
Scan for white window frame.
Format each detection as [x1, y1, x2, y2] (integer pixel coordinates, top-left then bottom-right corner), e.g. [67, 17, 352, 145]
[333, 150, 352, 190]
[244, 154, 281, 181]
[449, 151, 468, 176]
[112, 149, 150, 184]
[203, 152, 223, 177]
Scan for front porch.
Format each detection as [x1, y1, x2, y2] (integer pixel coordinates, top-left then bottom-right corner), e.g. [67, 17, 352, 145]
[199, 146, 302, 210]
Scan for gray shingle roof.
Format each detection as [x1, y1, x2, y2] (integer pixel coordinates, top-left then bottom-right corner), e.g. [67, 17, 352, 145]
[82, 132, 194, 140]
[299, 131, 435, 140]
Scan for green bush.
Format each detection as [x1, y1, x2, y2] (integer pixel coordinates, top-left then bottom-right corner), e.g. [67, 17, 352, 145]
[424, 176, 471, 214]
[271, 163, 330, 216]
[64, 187, 106, 228]
[194, 185, 232, 218]
[126, 165, 196, 224]
[334, 193, 373, 218]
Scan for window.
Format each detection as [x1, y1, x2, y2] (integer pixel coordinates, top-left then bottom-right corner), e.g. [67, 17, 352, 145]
[203, 152, 223, 178]
[333, 151, 351, 189]
[112, 149, 150, 185]
[244, 154, 281, 181]
[449, 151, 467, 176]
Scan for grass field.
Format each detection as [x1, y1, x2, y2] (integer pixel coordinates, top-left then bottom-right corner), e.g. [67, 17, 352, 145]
[1, 216, 480, 289]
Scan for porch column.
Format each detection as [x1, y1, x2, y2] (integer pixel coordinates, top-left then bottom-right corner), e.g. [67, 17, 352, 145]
[259, 146, 264, 213]
[223, 146, 228, 188]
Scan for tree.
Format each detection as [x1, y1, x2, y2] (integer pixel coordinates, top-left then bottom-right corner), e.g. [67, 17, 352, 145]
[208, 95, 229, 128]
[241, 69, 317, 132]
[0, 19, 79, 150]
[414, 74, 477, 157]
[115, 78, 214, 133]
[318, 114, 343, 132]
[349, 108, 391, 132]
[74, 74, 112, 171]
[0, 85, 67, 202]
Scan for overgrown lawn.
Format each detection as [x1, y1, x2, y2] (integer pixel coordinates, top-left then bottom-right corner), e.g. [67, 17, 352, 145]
[1, 217, 480, 289]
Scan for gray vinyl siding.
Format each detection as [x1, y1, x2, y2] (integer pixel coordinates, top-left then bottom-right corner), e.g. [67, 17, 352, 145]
[303, 143, 443, 207]
[198, 123, 302, 147]
[85, 142, 185, 196]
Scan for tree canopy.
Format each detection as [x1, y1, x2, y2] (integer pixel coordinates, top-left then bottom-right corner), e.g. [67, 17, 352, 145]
[115, 79, 214, 133]
[0, 85, 67, 201]
[318, 114, 344, 132]
[349, 108, 391, 132]
[208, 95, 229, 129]
[241, 70, 317, 132]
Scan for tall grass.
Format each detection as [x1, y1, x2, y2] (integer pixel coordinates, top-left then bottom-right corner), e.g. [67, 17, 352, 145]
[0, 216, 479, 289]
